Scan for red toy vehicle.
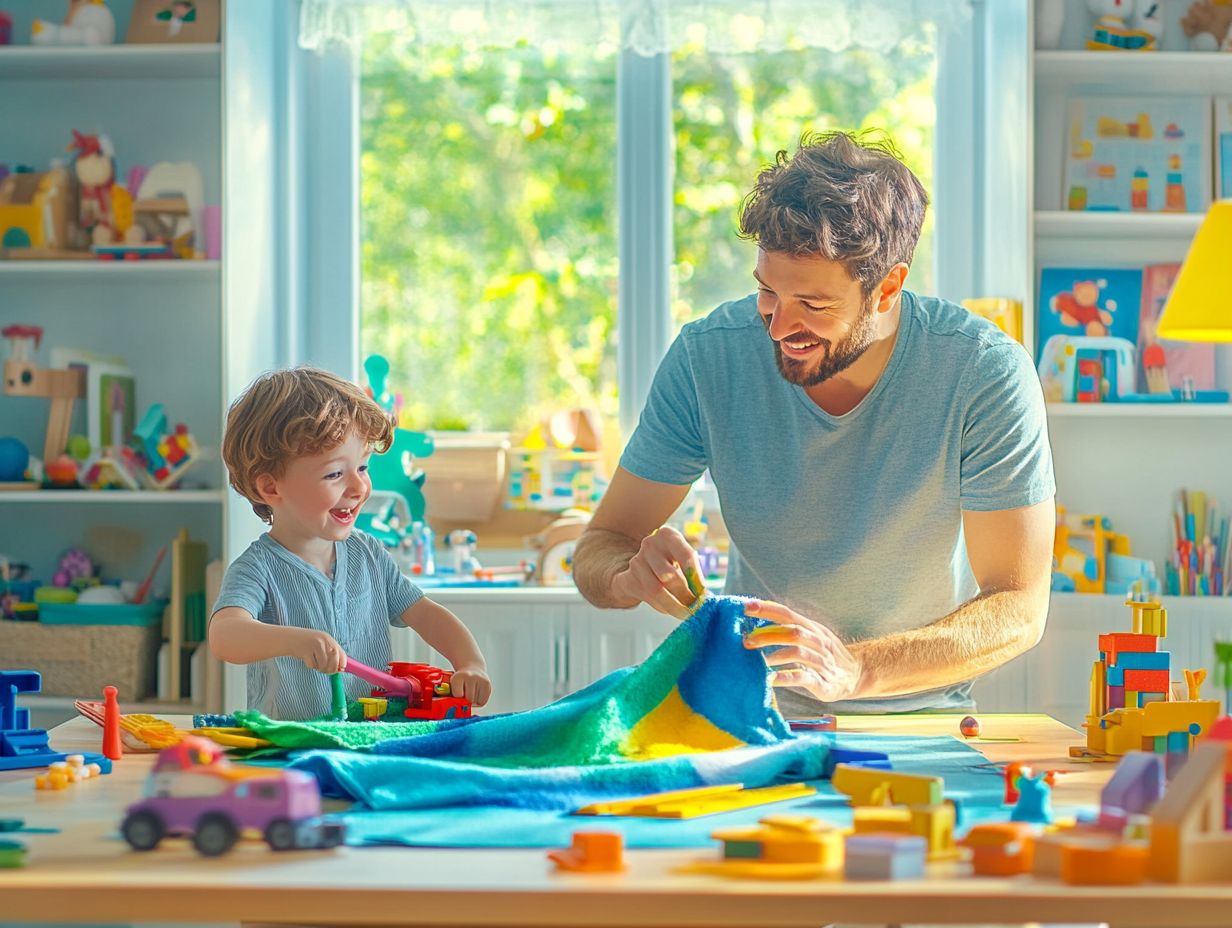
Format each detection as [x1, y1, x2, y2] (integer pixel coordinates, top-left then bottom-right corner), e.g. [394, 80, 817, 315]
[344, 657, 472, 720]
[120, 737, 344, 856]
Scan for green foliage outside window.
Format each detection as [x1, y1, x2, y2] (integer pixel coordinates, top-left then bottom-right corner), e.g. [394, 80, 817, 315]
[360, 32, 936, 433]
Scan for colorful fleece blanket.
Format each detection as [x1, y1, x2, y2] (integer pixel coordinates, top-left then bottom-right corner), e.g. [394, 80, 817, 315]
[264, 596, 832, 810]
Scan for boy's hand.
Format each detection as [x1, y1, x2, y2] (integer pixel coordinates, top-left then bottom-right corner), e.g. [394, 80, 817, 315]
[450, 664, 492, 707]
[294, 629, 347, 674]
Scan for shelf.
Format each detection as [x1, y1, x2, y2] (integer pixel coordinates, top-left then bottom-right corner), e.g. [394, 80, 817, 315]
[1034, 211, 1202, 241]
[0, 43, 220, 80]
[1047, 403, 1232, 418]
[0, 490, 225, 503]
[1034, 50, 1232, 95]
[0, 260, 220, 280]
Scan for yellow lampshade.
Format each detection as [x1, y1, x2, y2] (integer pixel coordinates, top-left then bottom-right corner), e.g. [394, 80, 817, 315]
[1156, 200, 1232, 341]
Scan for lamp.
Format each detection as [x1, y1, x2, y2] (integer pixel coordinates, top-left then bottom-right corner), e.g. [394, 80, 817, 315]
[1156, 200, 1232, 341]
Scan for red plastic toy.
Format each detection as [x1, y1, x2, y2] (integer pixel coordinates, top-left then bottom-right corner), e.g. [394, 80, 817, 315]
[102, 685, 122, 761]
[343, 655, 472, 721]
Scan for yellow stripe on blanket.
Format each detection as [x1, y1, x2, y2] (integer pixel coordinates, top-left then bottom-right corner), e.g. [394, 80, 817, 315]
[622, 685, 744, 759]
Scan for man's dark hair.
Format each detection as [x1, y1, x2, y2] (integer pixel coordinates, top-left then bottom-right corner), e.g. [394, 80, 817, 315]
[738, 130, 929, 296]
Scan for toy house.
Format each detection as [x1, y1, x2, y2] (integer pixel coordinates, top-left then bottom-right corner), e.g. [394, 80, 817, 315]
[0, 166, 79, 255]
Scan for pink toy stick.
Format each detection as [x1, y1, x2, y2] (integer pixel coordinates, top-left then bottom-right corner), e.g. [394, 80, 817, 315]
[343, 655, 422, 702]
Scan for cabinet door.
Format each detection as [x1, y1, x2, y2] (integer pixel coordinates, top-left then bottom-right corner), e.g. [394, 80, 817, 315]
[391, 604, 560, 715]
[568, 603, 677, 690]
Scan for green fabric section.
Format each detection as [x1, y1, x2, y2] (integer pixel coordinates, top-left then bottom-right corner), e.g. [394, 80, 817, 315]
[236, 700, 438, 751]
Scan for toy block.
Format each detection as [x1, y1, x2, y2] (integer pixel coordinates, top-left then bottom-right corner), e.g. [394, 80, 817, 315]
[1141, 700, 1220, 738]
[820, 746, 891, 777]
[831, 765, 943, 808]
[852, 806, 913, 835]
[576, 782, 815, 819]
[1099, 633, 1158, 664]
[1124, 669, 1170, 692]
[1107, 685, 1125, 710]
[1140, 692, 1167, 706]
[1031, 830, 1119, 878]
[960, 822, 1035, 876]
[1150, 740, 1232, 882]
[548, 831, 625, 873]
[1113, 650, 1171, 671]
[713, 816, 843, 866]
[844, 834, 927, 880]
[1100, 752, 1165, 823]
[1166, 730, 1190, 753]
[1123, 689, 1139, 708]
[1061, 843, 1148, 885]
[910, 803, 959, 861]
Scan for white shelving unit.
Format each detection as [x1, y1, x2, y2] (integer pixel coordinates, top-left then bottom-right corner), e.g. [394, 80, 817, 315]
[0, 7, 229, 715]
[1028, 2, 1232, 576]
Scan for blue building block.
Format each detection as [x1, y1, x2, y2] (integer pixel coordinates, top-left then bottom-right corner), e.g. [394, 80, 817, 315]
[0, 670, 112, 773]
[822, 747, 892, 778]
[1104, 650, 1171, 687]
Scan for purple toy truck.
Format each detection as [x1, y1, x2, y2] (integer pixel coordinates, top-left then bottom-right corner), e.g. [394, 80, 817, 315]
[120, 736, 344, 856]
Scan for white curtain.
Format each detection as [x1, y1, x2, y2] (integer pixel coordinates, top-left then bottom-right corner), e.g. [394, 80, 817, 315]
[299, 0, 972, 56]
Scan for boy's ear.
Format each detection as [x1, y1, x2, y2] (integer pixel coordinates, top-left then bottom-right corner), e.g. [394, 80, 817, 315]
[254, 472, 280, 506]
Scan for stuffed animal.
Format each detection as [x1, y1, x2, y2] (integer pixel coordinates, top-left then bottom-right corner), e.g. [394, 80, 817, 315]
[1181, 0, 1232, 50]
[31, 0, 115, 46]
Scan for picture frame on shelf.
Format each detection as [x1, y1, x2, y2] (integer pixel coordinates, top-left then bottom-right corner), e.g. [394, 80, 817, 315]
[1138, 263, 1216, 394]
[1037, 266, 1143, 364]
[126, 0, 220, 44]
[48, 348, 136, 453]
[1063, 95, 1211, 215]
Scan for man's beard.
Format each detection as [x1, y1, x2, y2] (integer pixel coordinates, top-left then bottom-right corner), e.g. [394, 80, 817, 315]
[767, 299, 879, 388]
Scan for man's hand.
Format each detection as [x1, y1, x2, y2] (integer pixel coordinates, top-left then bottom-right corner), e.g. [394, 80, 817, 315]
[610, 526, 702, 620]
[294, 629, 347, 674]
[450, 664, 492, 707]
[743, 600, 863, 702]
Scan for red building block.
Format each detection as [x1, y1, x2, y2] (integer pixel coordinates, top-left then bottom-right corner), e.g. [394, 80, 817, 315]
[1124, 669, 1170, 692]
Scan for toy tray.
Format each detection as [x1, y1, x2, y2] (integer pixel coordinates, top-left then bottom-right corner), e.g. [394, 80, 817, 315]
[39, 600, 166, 626]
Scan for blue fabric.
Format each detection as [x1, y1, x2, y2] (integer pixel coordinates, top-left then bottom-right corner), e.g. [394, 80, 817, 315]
[329, 733, 1021, 849]
[619, 290, 1054, 714]
[212, 530, 423, 720]
[286, 597, 815, 810]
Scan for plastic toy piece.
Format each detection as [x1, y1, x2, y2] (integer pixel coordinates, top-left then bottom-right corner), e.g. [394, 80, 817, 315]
[120, 736, 345, 856]
[329, 674, 347, 722]
[679, 815, 844, 880]
[852, 803, 958, 861]
[831, 765, 943, 808]
[1061, 843, 1148, 886]
[74, 699, 187, 751]
[102, 685, 122, 761]
[358, 697, 389, 720]
[189, 728, 272, 750]
[1010, 772, 1053, 825]
[343, 655, 419, 700]
[959, 716, 980, 738]
[959, 822, 1035, 877]
[0, 839, 27, 868]
[547, 831, 625, 873]
[0, 670, 108, 774]
[844, 834, 927, 881]
[788, 715, 836, 732]
[1185, 668, 1207, 702]
[576, 782, 815, 819]
[35, 754, 103, 790]
[1099, 751, 1165, 831]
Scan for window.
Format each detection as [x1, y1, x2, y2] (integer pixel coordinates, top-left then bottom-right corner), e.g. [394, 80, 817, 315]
[358, 25, 944, 435]
[671, 40, 938, 328]
[360, 37, 619, 432]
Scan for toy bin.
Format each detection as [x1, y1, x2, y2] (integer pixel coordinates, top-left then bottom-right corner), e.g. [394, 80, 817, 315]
[0, 601, 165, 698]
[420, 431, 510, 522]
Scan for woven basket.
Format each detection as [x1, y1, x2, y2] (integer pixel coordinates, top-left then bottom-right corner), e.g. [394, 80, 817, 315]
[0, 621, 161, 700]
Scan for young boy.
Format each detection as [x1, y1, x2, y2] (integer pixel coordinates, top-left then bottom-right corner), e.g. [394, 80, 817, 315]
[209, 367, 492, 720]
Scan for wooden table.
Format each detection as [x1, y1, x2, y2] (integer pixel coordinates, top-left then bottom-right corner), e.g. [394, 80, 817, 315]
[1, 712, 1228, 927]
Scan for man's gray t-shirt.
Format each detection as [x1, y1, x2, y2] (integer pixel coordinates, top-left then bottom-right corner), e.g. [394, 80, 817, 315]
[619, 290, 1055, 714]
[211, 530, 423, 720]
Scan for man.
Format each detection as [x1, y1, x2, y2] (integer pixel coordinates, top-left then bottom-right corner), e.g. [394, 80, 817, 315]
[573, 130, 1055, 715]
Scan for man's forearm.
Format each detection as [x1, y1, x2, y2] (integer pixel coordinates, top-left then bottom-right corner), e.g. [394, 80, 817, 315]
[572, 528, 641, 609]
[849, 588, 1048, 699]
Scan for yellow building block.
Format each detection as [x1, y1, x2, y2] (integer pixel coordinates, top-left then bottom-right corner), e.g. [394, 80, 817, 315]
[831, 765, 944, 807]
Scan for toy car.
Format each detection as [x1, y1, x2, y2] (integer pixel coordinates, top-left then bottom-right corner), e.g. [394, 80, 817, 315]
[120, 736, 344, 856]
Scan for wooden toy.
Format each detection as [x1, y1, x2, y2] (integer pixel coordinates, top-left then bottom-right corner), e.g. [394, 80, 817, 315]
[959, 715, 980, 738]
[32, 1, 116, 46]
[2, 325, 86, 464]
[959, 822, 1034, 877]
[101, 685, 122, 761]
[576, 782, 814, 819]
[1073, 598, 1221, 761]
[831, 764, 943, 807]
[1061, 842, 1149, 885]
[852, 802, 958, 861]
[547, 831, 625, 873]
[0, 166, 78, 255]
[1181, 0, 1232, 50]
[1099, 751, 1165, 831]
[843, 834, 927, 881]
[1148, 738, 1232, 883]
[678, 815, 843, 880]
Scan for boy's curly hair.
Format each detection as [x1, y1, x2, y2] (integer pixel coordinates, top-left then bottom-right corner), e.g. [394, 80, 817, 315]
[222, 366, 394, 524]
[738, 129, 928, 296]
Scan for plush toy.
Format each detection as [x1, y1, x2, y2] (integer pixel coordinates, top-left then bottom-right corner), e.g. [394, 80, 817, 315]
[1087, 0, 1162, 50]
[31, 0, 115, 46]
[1181, 0, 1232, 50]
